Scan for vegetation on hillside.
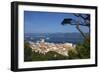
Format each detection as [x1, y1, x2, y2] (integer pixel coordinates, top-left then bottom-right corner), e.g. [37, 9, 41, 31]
[68, 35, 90, 59]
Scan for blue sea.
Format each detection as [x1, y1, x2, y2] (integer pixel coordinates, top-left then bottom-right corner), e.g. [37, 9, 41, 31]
[24, 33, 84, 44]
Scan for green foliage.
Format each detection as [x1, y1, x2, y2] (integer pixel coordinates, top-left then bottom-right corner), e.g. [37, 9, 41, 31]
[68, 36, 90, 59]
[24, 42, 33, 61]
[31, 51, 68, 61]
[76, 37, 90, 59]
[68, 50, 79, 59]
[46, 51, 68, 60]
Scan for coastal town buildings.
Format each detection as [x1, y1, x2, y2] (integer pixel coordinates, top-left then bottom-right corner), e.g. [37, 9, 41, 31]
[29, 39, 76, 56]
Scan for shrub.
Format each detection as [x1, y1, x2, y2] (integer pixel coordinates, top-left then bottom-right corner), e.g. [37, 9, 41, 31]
[76, 37, 90, 59]
[24, 42, 33, 61]
[31, 51, 68, 61]
[68, 36, 90, 59]
[68, 50, 79, 59]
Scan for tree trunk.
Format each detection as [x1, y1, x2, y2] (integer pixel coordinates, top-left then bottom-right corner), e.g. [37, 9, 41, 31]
[76, 23, 87, 39]
[76, 17, 87, 40]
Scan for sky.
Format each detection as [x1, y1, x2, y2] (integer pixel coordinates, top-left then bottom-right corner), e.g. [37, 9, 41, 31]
[24, 11, 89, 33]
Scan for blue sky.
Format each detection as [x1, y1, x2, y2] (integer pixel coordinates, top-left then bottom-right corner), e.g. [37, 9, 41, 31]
[24, 11, 89, 33]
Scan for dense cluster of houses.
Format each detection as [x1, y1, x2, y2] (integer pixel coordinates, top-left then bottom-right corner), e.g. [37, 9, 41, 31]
[29, 39, 76, 56]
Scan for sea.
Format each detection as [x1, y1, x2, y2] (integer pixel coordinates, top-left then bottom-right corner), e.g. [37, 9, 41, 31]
[24, 33, 84, 44]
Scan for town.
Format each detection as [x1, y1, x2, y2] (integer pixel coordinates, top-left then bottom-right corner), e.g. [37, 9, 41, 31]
[29, 39, 76, 57]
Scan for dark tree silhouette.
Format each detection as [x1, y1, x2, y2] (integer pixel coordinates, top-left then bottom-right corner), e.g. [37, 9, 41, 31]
[61, 13, 90, 40]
